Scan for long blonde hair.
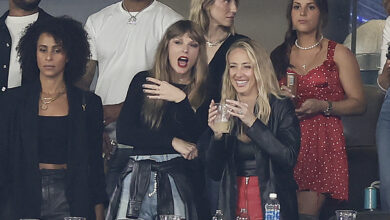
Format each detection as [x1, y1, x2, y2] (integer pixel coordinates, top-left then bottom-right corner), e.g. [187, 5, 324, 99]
[221, 39, 281, 130]
[142, 20, 208, 129]
[189, 0, 237, 34]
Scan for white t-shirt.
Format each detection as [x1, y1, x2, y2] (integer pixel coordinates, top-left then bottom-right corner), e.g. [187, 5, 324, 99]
[5, 12, 39, 88]
[85, 1, 182, 105]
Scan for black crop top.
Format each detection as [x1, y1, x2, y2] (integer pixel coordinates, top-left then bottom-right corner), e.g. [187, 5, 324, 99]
[235, 140, 257, 176]
[38, 115, 69, 164]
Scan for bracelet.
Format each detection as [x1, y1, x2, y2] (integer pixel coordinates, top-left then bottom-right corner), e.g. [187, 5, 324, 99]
[323, 101, 333, 116]
[377, 77, 388, 93]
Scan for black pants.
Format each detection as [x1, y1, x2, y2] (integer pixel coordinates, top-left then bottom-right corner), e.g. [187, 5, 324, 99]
[40, 169, 70, 220]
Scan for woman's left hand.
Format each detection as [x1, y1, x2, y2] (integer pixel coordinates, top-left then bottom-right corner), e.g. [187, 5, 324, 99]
[295, 98, 327, 119]
[226, 99, 256, 127]
[143, 77, 186, 103]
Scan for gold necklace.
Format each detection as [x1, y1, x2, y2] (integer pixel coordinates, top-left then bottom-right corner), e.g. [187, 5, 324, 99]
[40, 91, 66, 110]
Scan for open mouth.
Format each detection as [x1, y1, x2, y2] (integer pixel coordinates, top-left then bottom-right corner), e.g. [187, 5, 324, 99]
[235, 80, 248, 87]
[178, 56, 188, 68]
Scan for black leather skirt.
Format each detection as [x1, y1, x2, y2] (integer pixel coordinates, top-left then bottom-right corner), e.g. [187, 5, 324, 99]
[40, 169, 70, 220]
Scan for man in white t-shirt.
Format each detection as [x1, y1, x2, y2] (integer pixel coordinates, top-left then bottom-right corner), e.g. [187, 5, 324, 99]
[80, 0, 182, 196]
[0, 0, 51, 94]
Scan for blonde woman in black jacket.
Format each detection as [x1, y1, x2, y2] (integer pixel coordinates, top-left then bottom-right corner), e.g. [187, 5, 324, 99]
[206, 39, 300, 220]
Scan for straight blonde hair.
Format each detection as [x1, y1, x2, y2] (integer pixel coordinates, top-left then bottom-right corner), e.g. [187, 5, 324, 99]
[142, 20, 208, 129]
[221, 38, 281, 131]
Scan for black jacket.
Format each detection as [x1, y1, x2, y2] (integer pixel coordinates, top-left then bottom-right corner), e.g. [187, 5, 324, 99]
[0, 8, 52, 94]
[205, 95, 300, 220]
[0, 81, 107, 219]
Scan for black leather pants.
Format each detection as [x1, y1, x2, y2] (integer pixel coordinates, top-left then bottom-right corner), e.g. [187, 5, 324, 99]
[40, 169, 70, 220]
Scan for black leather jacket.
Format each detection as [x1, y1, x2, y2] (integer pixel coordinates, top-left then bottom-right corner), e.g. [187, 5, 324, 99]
[205, 95, 300, 220]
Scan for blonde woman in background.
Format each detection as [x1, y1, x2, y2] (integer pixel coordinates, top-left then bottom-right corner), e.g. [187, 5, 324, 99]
[190, 0, 248, 102]
[190, 0, 248, 215]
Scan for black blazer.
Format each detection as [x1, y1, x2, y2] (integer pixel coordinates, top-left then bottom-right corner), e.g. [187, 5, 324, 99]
[205, 95, 300, 220]
[0, 81, 107, 219]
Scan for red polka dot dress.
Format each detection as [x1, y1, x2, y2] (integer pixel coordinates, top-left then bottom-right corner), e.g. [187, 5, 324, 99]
[282, 40, 348, 200]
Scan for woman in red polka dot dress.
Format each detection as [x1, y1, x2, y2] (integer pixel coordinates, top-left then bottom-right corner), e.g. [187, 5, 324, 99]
[270, 0, 366, 219]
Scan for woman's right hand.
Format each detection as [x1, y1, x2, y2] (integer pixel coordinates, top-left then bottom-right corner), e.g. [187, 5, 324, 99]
[208, 100, 223, 139]
[280, 85, 295, 98]
[172, 137, 198, 160]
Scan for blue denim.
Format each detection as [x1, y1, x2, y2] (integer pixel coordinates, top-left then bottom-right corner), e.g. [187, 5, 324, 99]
[116, 154, 185, 220]
[377, 89, 390, 211]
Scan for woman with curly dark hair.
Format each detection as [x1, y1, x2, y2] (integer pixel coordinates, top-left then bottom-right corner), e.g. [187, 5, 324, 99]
[0, 16, 107, 220]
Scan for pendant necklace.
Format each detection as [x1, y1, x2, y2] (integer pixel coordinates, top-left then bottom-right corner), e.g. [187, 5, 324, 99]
[40, 91, 65, 110]
[295, 35, 324, 70]
[122, 0, 153, 25]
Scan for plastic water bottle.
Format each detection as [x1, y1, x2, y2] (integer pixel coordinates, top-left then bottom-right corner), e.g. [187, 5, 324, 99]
[212, 209, 224, 220]
[265, 193, 280, 220]
[236, 208, 250, 220]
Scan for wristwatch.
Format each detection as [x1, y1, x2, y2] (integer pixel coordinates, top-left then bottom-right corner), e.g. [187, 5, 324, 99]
[323, 101, 333, 116]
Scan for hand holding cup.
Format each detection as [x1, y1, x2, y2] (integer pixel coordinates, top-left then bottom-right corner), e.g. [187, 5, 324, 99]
[208, 100, 230, 138]
[226, 99, 256, 127]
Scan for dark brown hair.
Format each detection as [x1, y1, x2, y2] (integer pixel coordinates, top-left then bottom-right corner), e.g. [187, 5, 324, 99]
[270, 0, 328, 80]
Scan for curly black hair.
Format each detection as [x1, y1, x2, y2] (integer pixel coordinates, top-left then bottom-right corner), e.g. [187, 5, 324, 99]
[18, 16, 90, 85]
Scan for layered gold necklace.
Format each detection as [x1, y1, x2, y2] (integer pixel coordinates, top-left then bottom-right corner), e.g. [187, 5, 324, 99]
[40, 91, 66, 110]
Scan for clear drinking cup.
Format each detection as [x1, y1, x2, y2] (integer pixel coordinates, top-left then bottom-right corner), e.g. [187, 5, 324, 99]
[214, 103, 230, 133]
[335, 210, 357, 220]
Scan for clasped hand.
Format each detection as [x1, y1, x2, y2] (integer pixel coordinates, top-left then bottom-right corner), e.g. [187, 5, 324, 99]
[143, 77, 186, 103]
[281, 85, 327, 119]
[295, 98, 327, 119]
[172, 137, 198, 160]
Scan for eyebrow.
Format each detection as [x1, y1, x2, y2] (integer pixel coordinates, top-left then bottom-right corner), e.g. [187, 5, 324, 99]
[293, 1, 316, 5]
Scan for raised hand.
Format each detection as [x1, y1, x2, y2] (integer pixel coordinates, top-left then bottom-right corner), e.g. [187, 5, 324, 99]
[208, 100, 223, 139]
[226, 99, 256, 127]
[143, 77, 186, 103]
